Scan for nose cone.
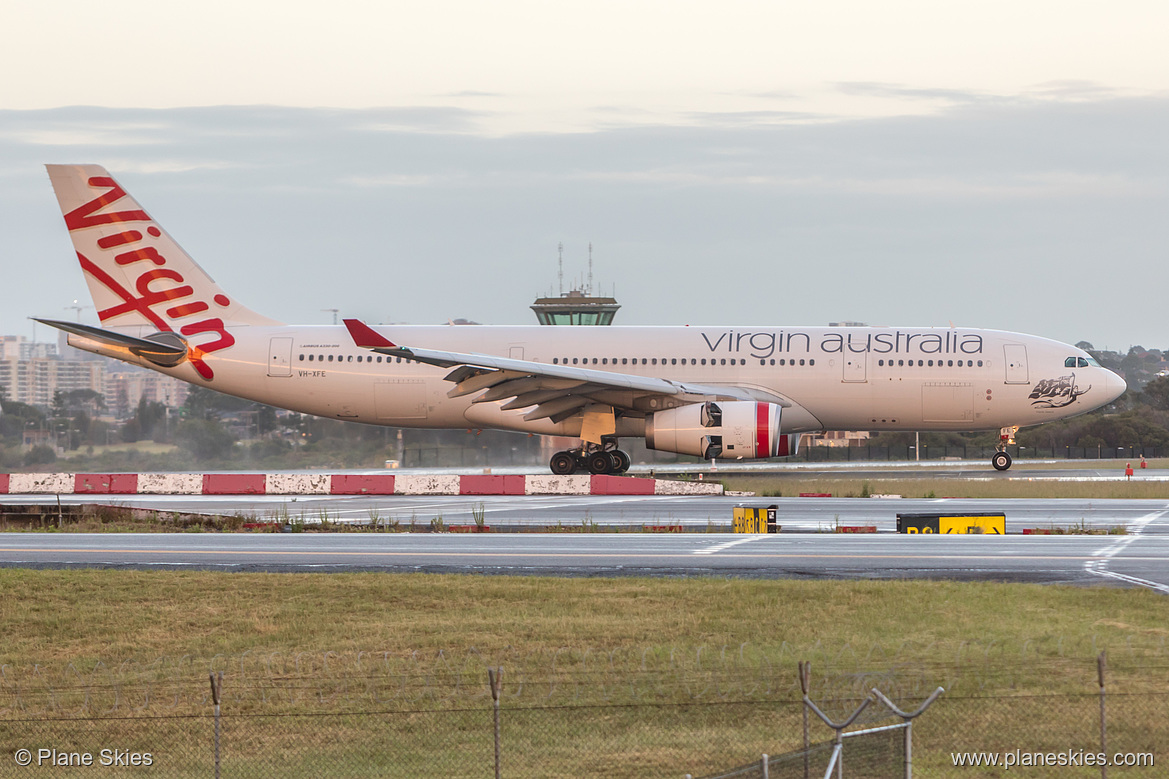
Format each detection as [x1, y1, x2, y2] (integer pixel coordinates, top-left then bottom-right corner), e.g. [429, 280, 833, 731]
[1103, 369, 1127, 404]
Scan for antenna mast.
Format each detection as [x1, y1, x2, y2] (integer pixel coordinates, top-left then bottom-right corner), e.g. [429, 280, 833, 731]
[587, 242, 593, 295]
[558, 242, 564, 295]
[65, 300, 91, 322]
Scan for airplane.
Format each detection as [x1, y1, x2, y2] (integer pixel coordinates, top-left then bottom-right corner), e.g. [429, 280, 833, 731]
[37, 164, 1127, 475]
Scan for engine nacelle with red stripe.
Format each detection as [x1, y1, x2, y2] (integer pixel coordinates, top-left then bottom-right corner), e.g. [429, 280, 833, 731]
[645, 401, 799, 460]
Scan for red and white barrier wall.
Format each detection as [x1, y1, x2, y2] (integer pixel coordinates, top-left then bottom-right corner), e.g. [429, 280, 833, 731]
[0, 473, 723, 496]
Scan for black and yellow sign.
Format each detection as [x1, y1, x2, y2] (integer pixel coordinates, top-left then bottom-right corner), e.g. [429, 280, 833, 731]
[897, 513, 1005, 534]
[733, 505, 780, 533]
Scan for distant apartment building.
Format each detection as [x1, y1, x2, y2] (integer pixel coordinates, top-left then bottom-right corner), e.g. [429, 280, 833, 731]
[0, 335, 57, 361]
[0, 334, 188, 417]
[104, 369, 190, 418]
[0, 353, 104, 407]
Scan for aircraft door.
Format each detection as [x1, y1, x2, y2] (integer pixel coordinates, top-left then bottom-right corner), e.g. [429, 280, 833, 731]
[268, 337, 293, 377]
[1003, 344, 1029, 384]
[842, 352, 867, 382]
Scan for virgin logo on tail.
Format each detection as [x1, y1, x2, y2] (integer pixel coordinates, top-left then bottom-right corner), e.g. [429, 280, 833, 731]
[64, 176, 235, 380]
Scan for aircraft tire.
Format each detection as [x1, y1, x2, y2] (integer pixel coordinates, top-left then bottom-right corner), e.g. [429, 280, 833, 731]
[550, 452, 578, 475]
[992, 451, 1012, 471]
[587, 451, 617, 475]
[613, 450, 631, 474]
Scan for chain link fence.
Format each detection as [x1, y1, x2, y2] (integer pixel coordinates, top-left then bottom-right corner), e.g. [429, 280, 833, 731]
[2, 644, 1165, 777]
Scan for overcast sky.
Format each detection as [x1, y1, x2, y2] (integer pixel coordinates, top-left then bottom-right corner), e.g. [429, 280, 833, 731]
[2, 1, 1166, 351]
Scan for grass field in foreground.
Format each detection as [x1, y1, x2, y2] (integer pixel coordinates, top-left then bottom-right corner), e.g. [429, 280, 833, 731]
[722, 474, 1169, 499]
[3, 570, 1166, 668]
[3, 571, 1167, 777]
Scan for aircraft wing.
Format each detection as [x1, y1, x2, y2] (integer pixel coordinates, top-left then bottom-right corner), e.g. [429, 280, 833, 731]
[344, 319, 789, 422]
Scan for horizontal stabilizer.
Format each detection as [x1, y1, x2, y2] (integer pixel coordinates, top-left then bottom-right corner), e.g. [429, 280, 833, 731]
[34, 318, 188, 367]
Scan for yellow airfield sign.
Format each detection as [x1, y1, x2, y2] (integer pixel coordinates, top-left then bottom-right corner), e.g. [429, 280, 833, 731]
[896, 513, 1005, 534]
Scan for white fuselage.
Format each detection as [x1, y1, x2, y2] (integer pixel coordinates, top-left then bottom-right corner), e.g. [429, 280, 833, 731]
[75, 323, 1125, 441]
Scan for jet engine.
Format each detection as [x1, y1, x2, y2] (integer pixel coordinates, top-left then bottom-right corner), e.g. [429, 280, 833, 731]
[645, 401, 800, 460]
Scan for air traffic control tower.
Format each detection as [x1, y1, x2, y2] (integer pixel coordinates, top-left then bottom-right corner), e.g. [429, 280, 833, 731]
[531, 244, 620, 325]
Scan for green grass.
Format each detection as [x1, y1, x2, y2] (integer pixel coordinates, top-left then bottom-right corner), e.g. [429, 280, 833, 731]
[724, 475, 1169, 499]
[3, 572, 1167, 777]
[3, 570, 1166, 673]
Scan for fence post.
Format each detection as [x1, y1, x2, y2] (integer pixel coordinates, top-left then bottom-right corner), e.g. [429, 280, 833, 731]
[209, 671, 223, 779]
[871, 686, 945, 779]
[798, 661, 810, 779]
[761, 753, 769, 779]
[1098, 651, 1107, 779]
[488, 667, 502, 779]
[801, 663, 872, 779]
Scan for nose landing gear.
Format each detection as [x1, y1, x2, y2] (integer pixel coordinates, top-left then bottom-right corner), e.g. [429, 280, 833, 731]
[992, 426, 1019, 471]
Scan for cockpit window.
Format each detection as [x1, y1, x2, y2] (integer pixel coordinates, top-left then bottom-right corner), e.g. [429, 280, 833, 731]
[1069, 355, 1099, 368]
[1065, 357, 1076, 368]
[1081, 356, 1098, 367]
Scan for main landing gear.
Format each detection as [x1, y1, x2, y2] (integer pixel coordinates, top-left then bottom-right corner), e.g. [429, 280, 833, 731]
[992, 426, 1019, 471]
[549, 440, 631, 475]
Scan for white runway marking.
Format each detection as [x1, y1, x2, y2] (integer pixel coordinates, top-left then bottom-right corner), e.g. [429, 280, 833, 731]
[1083, 507, 1169, 594]
[692, 536, 764, 555]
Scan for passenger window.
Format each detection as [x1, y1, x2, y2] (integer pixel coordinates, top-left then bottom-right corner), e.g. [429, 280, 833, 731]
[809, 359, 814, 366]
[977, 360, 983, 367]
[307, 355, 314, 362]
[671, 358, 677, 365]
[799, 359, 805, 366]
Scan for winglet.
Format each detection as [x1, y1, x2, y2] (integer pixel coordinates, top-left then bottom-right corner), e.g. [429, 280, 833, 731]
[343, 318, 396, 348]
